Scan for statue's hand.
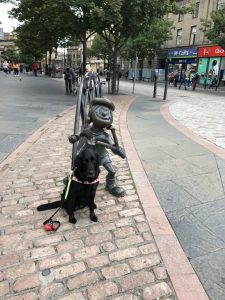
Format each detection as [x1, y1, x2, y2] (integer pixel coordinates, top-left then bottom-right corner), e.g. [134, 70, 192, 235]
[116, 147, 126, 159]
[68, 134, 79, 144]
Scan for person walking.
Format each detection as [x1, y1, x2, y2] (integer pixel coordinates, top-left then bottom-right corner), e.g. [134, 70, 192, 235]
[3, 60, 8, 74]
[13, 62, 19, 76]
[192, 72, 199, 91]
[64, 66, 75, 95]
[32, 63, 38, 77]
[178, 70, 187, 90]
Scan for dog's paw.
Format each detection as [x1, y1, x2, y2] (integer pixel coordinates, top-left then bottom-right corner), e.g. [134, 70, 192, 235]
[69, 215, 77, 224]
[90, 214, 98, 222]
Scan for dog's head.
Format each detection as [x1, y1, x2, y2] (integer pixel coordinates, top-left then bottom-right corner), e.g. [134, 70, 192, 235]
[74, 148, 100, 182]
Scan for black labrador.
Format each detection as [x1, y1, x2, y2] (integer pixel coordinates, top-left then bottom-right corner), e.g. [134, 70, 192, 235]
[37, 148, 100, 224]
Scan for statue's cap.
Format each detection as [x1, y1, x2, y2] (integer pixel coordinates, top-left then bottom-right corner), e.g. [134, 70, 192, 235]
[91, 98, 115, 111]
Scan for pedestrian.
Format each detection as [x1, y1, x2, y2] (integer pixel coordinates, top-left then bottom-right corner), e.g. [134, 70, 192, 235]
[8, 61, 12, 74]
[3, 60, 8, 74]
[207, 75, 212, 90]
[174, 72, 178, 87]
[32, 63, 38, 77]
[125, 71, 128, 80]
[19, 63, 24, 73]
[13, 62, 19, 76]
[64, 66, 75, 95]
[78, 67, 82, 78]
[178, 71, 187, 90]
[211, 76, 218, 91]
[192, 72, 199, 91]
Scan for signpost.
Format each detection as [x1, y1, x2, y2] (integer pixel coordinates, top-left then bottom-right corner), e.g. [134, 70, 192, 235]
[132, 52, 138, 94]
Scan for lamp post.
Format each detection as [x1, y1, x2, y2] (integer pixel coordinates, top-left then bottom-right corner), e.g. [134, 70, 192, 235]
[132, 52, 138, 94]
[163, 58, 169, 100]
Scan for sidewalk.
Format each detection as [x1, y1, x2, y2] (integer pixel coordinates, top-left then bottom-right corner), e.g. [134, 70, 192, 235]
[0, 94, 208, 299]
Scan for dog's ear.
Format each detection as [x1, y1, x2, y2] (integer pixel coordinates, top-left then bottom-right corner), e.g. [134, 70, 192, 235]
[74, 151, 82, 169]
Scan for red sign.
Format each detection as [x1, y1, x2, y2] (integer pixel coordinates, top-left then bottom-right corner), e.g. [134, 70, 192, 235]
[198, 46, 225, 57]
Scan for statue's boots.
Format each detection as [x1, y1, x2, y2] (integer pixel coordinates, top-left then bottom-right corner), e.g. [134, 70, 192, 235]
[106, 175, 125, 197]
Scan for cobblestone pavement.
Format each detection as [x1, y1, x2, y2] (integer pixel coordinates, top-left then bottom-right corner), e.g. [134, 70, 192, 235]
[0, 96, 177, 299]
[168, 90, 225, 150]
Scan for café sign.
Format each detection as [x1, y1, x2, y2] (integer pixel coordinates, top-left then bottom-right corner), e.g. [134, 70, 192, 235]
[198, 46, 225, 57]
[168, 47, 197, 58]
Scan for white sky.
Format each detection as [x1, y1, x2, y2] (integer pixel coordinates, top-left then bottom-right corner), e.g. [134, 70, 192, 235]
[0, 3, 20, 33]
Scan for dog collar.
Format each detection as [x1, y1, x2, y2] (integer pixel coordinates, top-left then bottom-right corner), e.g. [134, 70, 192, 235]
[72, 175, 99, 185]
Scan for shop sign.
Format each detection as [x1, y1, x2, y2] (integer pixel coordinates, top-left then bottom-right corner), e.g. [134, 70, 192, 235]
[198, 46, 225, 57]
[168, 47, 197, 58]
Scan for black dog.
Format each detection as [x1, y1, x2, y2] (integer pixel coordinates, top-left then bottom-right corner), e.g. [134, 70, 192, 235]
[37, 148, 100, 224]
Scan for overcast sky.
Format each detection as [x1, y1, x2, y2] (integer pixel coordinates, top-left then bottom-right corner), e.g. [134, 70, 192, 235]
[0, 3, 20, 33]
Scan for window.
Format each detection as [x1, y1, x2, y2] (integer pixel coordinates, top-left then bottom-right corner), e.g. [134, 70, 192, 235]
[192, 2, 200, 18]
[178, 14, 184, 22]
[190, 26, 197, 45]
[217, 0, 225, 9]
[176, 29, 182, 46]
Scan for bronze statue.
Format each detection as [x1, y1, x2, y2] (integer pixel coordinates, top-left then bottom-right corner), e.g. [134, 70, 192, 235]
[69, 98, 126, 197]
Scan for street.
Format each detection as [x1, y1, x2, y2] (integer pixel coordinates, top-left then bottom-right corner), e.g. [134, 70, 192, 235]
[0, 72, 75, 163]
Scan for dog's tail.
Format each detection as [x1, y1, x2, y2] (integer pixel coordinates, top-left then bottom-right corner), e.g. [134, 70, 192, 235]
[37, 201, 61, 211]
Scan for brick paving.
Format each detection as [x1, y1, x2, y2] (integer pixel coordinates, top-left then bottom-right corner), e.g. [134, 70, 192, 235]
[0, 96, 177, 299]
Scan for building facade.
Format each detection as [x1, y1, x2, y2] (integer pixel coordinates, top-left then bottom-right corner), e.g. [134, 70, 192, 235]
[166, 0, 225, 85]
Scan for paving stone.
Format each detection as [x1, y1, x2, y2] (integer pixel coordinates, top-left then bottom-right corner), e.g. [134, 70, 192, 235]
[88, 281, 118, 300]
[143, 282, 172, 299]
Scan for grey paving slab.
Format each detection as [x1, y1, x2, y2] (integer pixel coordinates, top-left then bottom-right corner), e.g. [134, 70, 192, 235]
[151, 180, 201, 213]
[0, 152, 9, 161]
[167, 209, 225, 259]
[187, 198, 225, 243]
[192, 250, 225, 300]
[173, 172, 225, 203]
[184, 154, 218, 173]
[144, 157, 205, 183]
[0, 134, 28, 153]
[161, 142, 210, 159]
[137, 146, 174, 162]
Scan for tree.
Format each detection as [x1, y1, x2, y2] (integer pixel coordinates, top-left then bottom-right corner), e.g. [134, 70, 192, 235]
[87, 34, 110, 69]
[201, 6, 225, 50]
[123, 18, 173, 60]
[1, 48, 19, 61]
[10, 0, 76, 64]
[63, 0, 100, 73]
[90, 0, 192, 93]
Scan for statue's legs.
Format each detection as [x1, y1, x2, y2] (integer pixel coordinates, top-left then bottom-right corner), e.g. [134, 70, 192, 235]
[103, 162, 125, 197]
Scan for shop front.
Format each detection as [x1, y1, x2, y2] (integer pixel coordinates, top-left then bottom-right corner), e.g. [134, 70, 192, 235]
[167, 47, 198, 81]
[197, 45, 225, 86]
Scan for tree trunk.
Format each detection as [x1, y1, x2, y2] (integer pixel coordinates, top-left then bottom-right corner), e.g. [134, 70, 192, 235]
[111, 50, 118, 94]
[49, 49, 52, 65]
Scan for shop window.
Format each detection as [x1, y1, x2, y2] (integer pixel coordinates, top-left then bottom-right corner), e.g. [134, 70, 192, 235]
[192, 2, 200, 18]
[178, 14, 184, 22]
[217, 0, 225, 9]
[176, 29, 182, 46]
[190, 26, 197, 45]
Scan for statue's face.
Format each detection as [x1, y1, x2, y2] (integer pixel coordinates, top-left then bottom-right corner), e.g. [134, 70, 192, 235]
[91, 105, 113, 127]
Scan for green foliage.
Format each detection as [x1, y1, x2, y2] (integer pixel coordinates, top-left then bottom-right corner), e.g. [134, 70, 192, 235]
[123, 18, 173, 60]
[10, 0, 76, 61]
[87, 34, 110, 59]
[1, 48, 19, 62]
[201, 6, 225, 50]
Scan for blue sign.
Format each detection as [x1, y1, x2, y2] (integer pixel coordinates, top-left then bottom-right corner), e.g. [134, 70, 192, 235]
[168, 48, 197, 58]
